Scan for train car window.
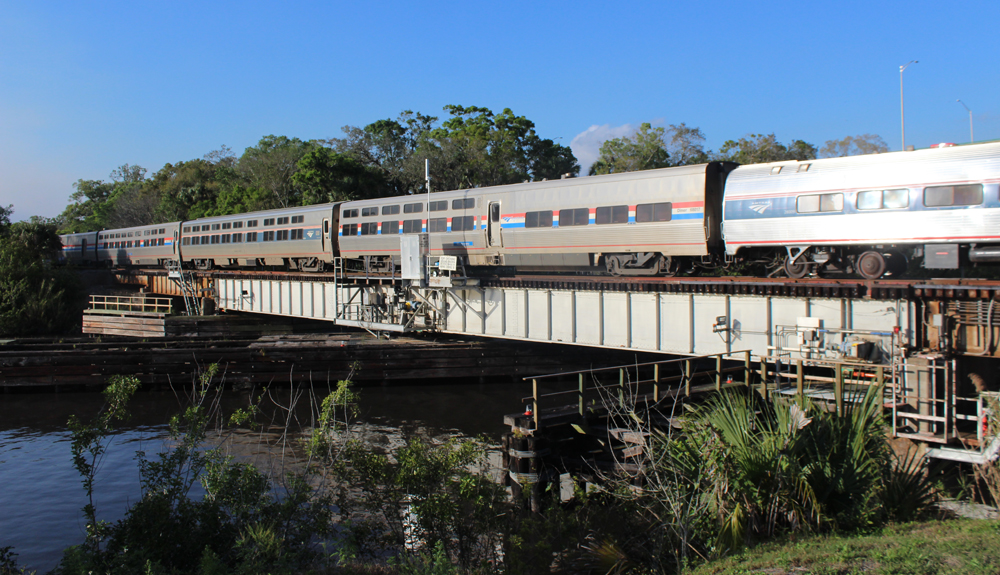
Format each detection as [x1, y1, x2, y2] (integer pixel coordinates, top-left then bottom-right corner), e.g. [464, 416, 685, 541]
[428, 218, 448, 232]
[342, 224, 358, 236]
[360, 222, 377, 235]
[451, 216, 475, 232]
[596, 205, 629, 225]
[382, 220, 400, 234]
[221, 234, 231, 244]
[341, 209, 358, 219]
[264, 218, 276, 226]
[857, 189, 909, 210]
[797, 193, 843, 213]
[247, 220, 258, 227]
[222, 222, 231, 230]
[525, 211, 553, 228]
[126, 241, 133, 248]
[382, 205, 400, 215]
[404, 203, 423, 214]
[211, 224, 220, 231]
[233, 221, 243, 229]
[159, 228, 165, 234]
[429, 200, 447, 212]
[276, 230, 289, 241]
[277, 217, 289, 225]
[491, 203, 500, 222]
[291, 229, 303, 240]
[558, 208, 590, 226]
[246, 232, 258, 242]
[924, 184, 983, 207]
[262, 231, 274, 241]
[292, 215, 304, 223]
[402, 219, 423, 234]
[210, 235, 220, 244]
[361, 207, 378, 217]
[452, 198, 475, 210]
[820, 193, 843, 212]
[128, 232, 134, 237]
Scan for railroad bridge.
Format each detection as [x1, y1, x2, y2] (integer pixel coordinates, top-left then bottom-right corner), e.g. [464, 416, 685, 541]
[106, 259, 1000, 465]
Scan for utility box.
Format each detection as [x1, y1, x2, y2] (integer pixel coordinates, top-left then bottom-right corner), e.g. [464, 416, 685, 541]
[924, 244, 959, 269]
[401, 234, 427, 281]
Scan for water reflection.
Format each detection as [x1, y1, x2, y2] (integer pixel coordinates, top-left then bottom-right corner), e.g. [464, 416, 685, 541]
[0, 379, 525, 572]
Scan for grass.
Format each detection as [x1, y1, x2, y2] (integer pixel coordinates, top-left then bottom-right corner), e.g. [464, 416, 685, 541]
[688, 519, 1000, 575]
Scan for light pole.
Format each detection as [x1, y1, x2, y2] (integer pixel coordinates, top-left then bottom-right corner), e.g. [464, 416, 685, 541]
[900, 60, 917, 151]
[957, 99, 973, 143]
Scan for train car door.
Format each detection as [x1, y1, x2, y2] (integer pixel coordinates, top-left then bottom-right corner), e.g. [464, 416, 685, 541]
[173, 230, 179, 255]
[81, 238, 88, 263]
[322, 218, 330, 252]
[488, 201, 503, 247]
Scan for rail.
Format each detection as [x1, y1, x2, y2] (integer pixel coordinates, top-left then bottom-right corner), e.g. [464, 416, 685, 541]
[88, 295, 173, 315]
[522, 350, 753, 430]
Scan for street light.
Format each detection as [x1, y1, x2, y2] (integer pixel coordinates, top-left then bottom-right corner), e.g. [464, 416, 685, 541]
[900, 60, 917, 151]
[957, 99, 973, 143]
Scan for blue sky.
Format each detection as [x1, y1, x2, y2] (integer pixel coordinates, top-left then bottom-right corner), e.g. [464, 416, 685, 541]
[2, 0, 998, 221]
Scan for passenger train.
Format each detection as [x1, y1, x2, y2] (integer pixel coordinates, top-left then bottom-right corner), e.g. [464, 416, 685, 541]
[60, 141, 1000, 280]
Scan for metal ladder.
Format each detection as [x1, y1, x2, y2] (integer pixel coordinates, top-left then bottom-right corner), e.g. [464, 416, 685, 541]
[165, 260, 199, 316]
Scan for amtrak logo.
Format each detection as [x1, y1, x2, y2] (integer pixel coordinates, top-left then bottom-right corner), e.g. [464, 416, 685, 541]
[306, 230, 316, 239]
[749, 202, 771, 215]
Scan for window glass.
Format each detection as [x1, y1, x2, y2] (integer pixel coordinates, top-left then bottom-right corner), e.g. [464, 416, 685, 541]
[452, 198, 475, 210]
[233, 221, 243, 229]
[277, 230, 289, 241]
[291, 229, 303, 240]
[212, 224, 221, 230]
[402, 219, 422, 233]
[158, 238, 165, 246]
[451, 216, 475, 232]
[596, 205, 628, 224]
[361, 207, 378, 217]
[247, 220, 258, 227]
[429, 200, 447, 212]
[222, 222, 231, 229]
[341, 209, 358, 219]
[277, 217, 289, 225]
[382, 220, 400, 234]
[525, 211, 553, 228]
[857, 190, 882, 210]
[221, 234, 230, 244]
[211, 235, 220, 244]
[403, 203, 423, 214]
[232, 233, 242, 243]
[820, 193, 843, 212]
[182, 238, 190, 246]
[382, 205, 400, 215]
[341, 224, 358, 236]
[796, 195, 820, 213]
[360, 222, 378, 235]
[924, 184, 982, 207]
[264, 218, 275, 226]
[292, 215, 304, 223]
[246, 231, 258, 242]
[263, 231, 275, 241]
[428, 218, 448, 233]
[558, 208, 590, 226]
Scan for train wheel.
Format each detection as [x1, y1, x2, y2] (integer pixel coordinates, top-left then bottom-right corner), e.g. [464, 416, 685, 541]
[784, 256, 809, 279]
[856, 251, 886, 279]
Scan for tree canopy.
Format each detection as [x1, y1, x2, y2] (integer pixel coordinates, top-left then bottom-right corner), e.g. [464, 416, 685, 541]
[714, 133, 817, 164]
[819, 134, 889, 158]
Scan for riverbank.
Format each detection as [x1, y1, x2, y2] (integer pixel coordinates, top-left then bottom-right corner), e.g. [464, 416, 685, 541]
[688, 518, 1000, 575]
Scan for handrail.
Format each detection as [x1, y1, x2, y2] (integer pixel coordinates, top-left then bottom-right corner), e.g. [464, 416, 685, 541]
[88, 294, 173, 314]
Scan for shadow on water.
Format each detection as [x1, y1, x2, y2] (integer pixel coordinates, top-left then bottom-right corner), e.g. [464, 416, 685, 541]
[0, 377, 528, 572]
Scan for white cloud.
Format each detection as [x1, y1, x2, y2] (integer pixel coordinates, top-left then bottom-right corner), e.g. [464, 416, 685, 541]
[569, 123, 637, 175]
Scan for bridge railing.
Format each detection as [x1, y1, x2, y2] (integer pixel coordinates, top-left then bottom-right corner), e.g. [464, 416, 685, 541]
[523, 350, 753, 430]
[88, 294, 173, 315]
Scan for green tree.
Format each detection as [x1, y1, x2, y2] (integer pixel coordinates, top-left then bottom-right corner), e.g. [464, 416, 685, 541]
[714, 133, 817, 164]
[665, 122, 709, 165]
[292, 147, 390, 204]
[238, 135, 315, 208]
[147, 156, 233, 221]
[58, 178, 116, 233]
[819, 134, 889, 158]
[0, 213, 82, 336]
[589, 122, 672, 175]
[329, 111, 436, 196]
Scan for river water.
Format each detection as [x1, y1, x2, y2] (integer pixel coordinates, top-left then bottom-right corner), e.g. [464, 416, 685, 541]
[0, 380, 527, 573]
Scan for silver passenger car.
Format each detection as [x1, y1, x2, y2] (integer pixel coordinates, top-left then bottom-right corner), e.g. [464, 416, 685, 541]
[339, 163, 733, 275]
[59, 231, 100, 265]
[179, 203, 338, 271]
[722, 141, 1000, 278]
[92, 223, 180, 266]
